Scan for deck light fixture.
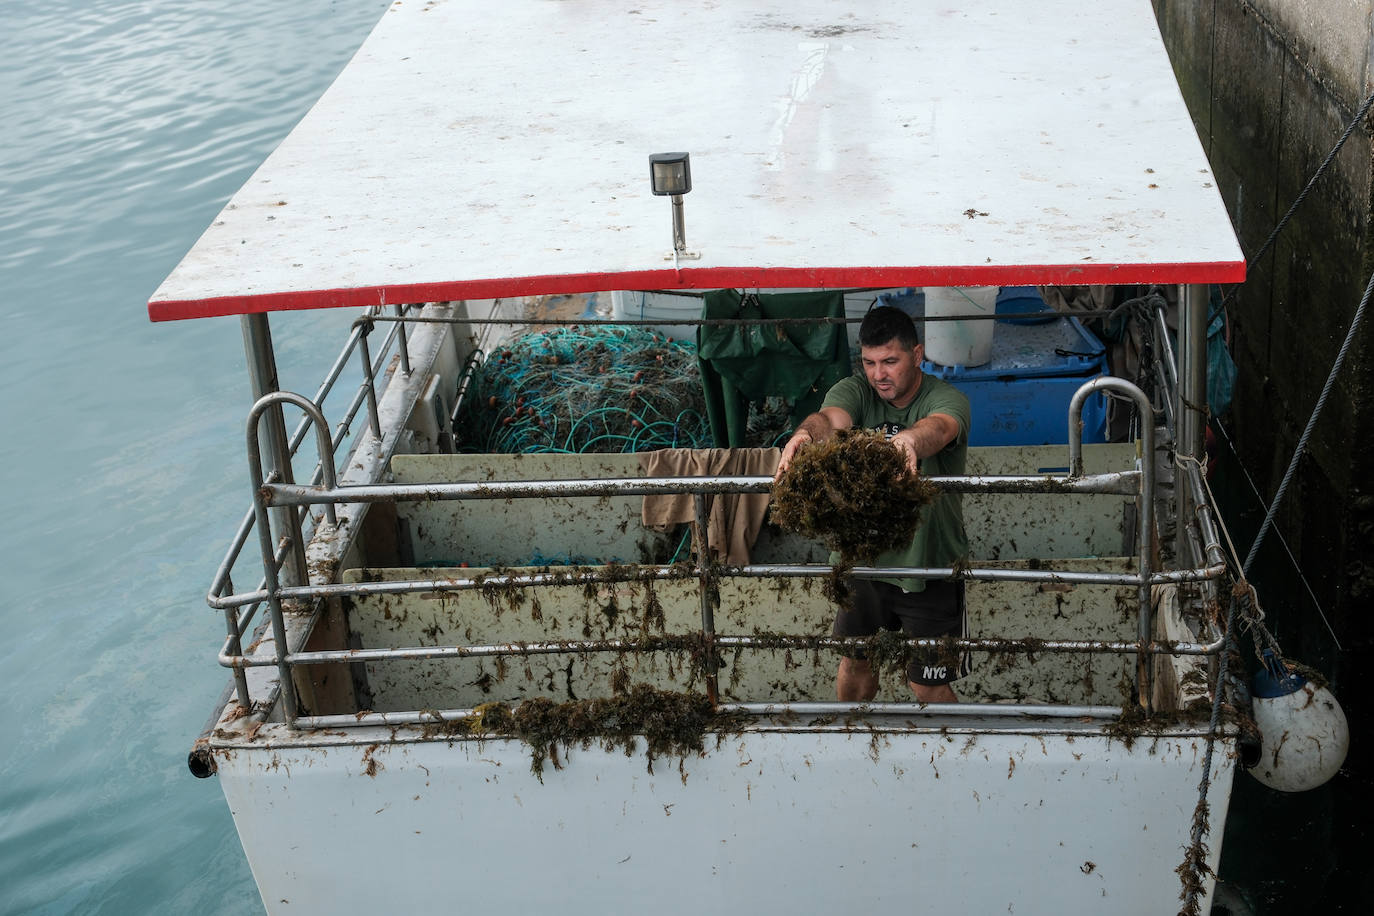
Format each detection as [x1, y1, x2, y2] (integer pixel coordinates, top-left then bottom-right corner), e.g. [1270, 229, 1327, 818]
[649, 152, 700, 262]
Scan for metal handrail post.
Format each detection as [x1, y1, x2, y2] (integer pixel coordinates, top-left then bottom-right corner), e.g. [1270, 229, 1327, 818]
[449, 349, 486, 431]
[1070, 377, 1156, 708]
[245, 392, 343, 726]
[1176, 284, 1209, 573]
[242, 313, 308, 586]
[246, 406, 300, 726]
[394, 304, 411, 375]
[1178, 284, 1208, 462]
[252, 392, 339, 526]
[1154, 298, 1179, 395]
[354, 319, 384, 440]
[694, 492, 720, 704]
[221, 574, 251, 707]
[287, 319, 369, 456]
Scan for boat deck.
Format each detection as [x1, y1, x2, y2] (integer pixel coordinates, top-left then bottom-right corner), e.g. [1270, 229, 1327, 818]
[320, 446, 1145, 714]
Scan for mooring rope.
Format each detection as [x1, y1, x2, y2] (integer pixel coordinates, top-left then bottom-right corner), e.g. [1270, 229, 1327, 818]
[1211, 419, 1340, 649]
[1178, 590, 1243, 916]
[1174, 234, 1374, 916]
[1174, 264, 1371, 913]
[1171, 450, 1263, 914]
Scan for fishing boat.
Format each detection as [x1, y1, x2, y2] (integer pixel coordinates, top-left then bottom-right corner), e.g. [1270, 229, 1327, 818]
[155, 1, 1268, 912]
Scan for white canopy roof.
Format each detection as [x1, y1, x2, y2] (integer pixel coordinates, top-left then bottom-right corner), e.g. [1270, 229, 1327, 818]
[149, 0, 1244, 322]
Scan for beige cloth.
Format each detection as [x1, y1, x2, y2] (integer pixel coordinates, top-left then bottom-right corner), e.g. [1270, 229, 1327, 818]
[639, 447, 781, 565]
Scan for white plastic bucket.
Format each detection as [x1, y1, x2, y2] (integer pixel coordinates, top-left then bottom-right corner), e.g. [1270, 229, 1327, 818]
[922, 286, 998, 366]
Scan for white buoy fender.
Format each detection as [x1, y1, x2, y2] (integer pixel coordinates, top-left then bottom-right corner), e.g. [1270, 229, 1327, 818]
[1248, 651, 1349, 792]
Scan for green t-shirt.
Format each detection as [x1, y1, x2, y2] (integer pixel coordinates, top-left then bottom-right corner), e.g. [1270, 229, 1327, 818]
[821, 373, 970, 591]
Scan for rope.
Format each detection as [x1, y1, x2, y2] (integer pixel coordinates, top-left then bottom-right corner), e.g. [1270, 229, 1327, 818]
[1171, 263, 1374, 912]
[1177, 452, 1293, 660]
[1174, 453, 1260, 913]
[1211, 419, 1341, 649]
[1171, 255, 1374, 913]
[1170, 272, 1372, 912]
[1241, 264, 1374, 575]
[1177, 590, 1242, 916]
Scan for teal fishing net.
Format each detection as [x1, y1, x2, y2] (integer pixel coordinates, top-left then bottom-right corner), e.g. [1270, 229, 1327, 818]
[455, 325, 712, 453]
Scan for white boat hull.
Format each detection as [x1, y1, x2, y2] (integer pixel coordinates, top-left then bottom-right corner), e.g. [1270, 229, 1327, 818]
[218, 724, 1233, 914]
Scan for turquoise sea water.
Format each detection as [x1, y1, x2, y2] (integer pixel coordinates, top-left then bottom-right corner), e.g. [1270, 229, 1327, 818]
[0, 2, 387, 912]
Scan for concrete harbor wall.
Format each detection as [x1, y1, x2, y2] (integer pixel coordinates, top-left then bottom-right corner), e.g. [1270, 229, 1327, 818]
[1152, 0, 1373, 908]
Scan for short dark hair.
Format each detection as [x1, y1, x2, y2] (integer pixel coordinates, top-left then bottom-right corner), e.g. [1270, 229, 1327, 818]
[858, 305, 920, 349]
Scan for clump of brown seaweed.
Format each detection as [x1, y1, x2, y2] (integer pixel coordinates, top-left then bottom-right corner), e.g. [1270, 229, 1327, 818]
[770, 429, 938, 564]
[464, 684, 748, 779]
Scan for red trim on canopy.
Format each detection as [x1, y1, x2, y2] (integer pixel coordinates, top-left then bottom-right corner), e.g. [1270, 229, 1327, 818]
[148, 260, 1245, 322]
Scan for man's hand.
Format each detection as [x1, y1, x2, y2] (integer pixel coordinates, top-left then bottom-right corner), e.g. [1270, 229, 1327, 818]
[891, 413, 960, 476]
[775, 429, 812, 479]
[890, 428, 922, 476]
[775, 407, 852, 480]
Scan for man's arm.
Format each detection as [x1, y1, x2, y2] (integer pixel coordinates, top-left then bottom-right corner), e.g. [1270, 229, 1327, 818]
[890, 412, 960, 475]
[775, 406, 853, 477]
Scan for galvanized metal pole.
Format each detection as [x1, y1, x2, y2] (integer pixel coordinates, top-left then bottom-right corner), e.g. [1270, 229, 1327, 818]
[241, 314, 308, 586]
[1177, 284, 1208, 461]
[241, 390, 339, 726]
[671, 194, 687, 253]
[1175, 284, 1209, 572]
[354, 319, 384, 440]
[1152, 299, 1178, 434]
[1071, 377, 1156, 709]
[260, 471, 1141, 506]
[245, 399, 300, 726]
[221, 574, 251, 707]
[694, 492, 719, 705]
[393, 304, 411, 375]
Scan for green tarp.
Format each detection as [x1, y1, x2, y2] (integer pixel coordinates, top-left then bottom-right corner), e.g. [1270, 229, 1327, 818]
[697, 289, 852, 447]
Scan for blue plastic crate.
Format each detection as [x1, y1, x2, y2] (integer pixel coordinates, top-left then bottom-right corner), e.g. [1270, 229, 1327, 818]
[947, 370, 1109, 446]
[995, 286, 1056, 324]
[879, 290, 1110, 446]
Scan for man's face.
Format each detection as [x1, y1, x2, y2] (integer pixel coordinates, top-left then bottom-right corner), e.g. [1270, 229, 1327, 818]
[860, 338, 924, 408]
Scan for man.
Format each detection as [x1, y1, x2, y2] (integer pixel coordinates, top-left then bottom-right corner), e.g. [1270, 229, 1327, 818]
[776, 305, 971, 703]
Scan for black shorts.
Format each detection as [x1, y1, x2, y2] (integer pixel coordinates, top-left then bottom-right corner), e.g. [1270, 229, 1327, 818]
[832, 578, 970, 686]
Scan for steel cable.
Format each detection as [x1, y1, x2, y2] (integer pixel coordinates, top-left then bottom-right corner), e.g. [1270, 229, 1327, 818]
[1224, 88, 1374, 308]
[1241, 264, 1374, 575]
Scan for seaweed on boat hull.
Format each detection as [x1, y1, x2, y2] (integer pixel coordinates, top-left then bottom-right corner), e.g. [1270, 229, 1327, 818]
[464, 684, 749, 780]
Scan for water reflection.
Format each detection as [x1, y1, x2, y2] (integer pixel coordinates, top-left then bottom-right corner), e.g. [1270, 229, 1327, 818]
[0, 2, 387, 913]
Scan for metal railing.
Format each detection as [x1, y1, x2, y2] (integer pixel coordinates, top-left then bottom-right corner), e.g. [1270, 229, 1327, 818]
[205, 304, 417, 707]
[219, 369, 1227, 729]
